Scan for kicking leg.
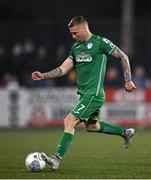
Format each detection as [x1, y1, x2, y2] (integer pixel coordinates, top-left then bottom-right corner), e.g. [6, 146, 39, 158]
[42, 114, 80, 170]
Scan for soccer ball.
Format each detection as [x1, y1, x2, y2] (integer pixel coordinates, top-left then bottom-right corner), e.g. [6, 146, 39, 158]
[25, 152, 46, 171]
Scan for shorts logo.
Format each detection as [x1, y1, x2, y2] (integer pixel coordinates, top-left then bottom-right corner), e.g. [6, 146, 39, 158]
[74, 104, 85, 114]
[87, 43, 93, 49]
[75, 45, 81, 49]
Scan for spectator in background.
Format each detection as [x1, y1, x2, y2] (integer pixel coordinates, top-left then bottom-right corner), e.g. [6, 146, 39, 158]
[54, 45, 72, 86]
[36, 46, 47, 69]
[146, 79, 151, 89]
[3, 73, 20, 128]
[10, 39, 36, 86]
[105, 66, 122, 88]
[54, 44, 67, 67]
[3, 73, 19, 91]
[12, 42, 23, 57]
[22, 38, 35, 69]
[0, 46, 6, 86]
[33, 45, 52, 87]
[9, 41, 24, 85]
[132, 65, 150, 89]
[23, 38, 35, 55]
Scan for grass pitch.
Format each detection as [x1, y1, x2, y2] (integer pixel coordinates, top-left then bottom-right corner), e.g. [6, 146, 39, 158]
[0, 128, 151, 179]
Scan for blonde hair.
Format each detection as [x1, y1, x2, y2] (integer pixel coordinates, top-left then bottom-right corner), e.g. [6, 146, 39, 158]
[68, 16, 87, 28]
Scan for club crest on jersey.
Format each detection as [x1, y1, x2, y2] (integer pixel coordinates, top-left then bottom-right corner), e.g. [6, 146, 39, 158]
[87, 43, 93, 49]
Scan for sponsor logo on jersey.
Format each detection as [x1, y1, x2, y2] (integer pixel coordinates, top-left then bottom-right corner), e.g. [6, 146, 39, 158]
[103, 38, 115, 48]
[87, 43, 93, 49]
[76, 53, 92, 62]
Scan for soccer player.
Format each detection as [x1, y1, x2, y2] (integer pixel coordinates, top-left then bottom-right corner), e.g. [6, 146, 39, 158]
[32, 16, 136, 170]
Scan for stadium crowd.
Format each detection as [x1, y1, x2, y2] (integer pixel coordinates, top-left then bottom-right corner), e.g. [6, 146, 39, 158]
[0, 38, 150, 89]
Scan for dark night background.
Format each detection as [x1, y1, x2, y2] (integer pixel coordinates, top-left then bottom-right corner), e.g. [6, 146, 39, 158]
[0, 0, 150, 88]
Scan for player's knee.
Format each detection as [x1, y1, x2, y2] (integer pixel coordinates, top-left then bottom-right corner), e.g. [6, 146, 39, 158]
[64, 116, 74, 128]
[64, 114, 79, 131]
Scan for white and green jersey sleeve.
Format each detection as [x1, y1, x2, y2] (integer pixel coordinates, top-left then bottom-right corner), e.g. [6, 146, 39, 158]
[68, 35, 116, 96]
[100, 37, 116, 54]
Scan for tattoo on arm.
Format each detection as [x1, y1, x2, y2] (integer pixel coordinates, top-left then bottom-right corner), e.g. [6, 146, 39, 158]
[112, 47, 131, 82]
[43, 67, 63, 79]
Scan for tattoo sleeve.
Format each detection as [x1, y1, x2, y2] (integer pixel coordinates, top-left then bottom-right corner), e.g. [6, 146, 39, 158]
[111, 47, 131, 82]
[43, 67, 63, 79]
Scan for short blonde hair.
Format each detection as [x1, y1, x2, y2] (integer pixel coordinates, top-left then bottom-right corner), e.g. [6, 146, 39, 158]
[68, 16, 87, 28]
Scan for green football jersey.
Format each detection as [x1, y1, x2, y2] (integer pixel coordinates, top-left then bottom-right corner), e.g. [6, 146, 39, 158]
[68, 35, 116, 96]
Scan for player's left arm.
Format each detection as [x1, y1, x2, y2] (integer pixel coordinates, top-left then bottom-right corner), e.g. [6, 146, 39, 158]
[111, 47, 136, 92]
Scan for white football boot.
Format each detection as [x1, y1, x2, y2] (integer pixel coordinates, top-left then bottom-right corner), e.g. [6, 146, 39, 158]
[41, 153, 60, 170]
[123, 128, 135, 149]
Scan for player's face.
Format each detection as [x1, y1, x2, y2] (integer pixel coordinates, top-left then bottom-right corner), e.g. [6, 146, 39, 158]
[69, 25, 86, 43]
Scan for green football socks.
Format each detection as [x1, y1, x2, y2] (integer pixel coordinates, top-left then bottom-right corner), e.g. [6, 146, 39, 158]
[55, 132, 74, 159]
[99, 121, 125, 137]
[54, 123, 124, 159]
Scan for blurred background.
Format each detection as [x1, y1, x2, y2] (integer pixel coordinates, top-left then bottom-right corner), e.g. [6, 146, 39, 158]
[0, 0, 151, 128]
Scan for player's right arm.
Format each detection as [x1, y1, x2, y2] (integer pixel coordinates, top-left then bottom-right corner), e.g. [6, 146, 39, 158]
[31, 58, 73, 80]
